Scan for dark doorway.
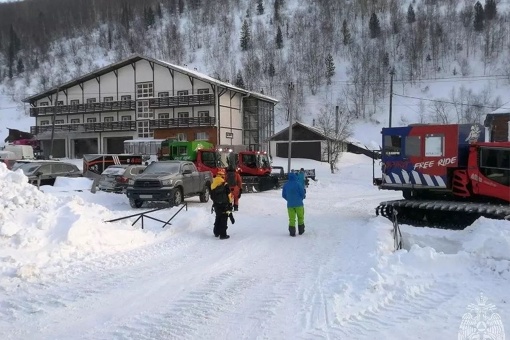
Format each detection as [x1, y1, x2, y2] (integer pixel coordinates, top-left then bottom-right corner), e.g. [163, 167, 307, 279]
[40, 139, 66, 159]
[276, 141, 321, 161]
[106, 137, 132, 154]
[74, 138, 98, 158]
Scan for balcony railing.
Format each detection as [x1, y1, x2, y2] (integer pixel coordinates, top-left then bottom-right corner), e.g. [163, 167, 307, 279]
[150, 117, 215, 128]
[29, 100, 136, 117]
[149, 94, 214, 109]
[31, 121, 137, 134]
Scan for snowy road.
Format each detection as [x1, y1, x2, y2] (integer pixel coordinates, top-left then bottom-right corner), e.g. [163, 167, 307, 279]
[1, 156, 509, 339]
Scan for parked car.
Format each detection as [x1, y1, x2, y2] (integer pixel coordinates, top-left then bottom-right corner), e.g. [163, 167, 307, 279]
[126, 160, 212, 208]
[13, 160, 82, 186]
[97, 164, 146, 193]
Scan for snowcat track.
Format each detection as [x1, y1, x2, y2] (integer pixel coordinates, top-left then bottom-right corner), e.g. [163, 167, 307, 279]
[376, 199, 510, 230]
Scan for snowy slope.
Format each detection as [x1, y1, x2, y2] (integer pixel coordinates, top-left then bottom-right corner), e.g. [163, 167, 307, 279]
[0, 155, 509, 339]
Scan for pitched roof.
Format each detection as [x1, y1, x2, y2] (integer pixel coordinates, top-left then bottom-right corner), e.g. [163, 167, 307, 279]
[22, 54, 278, 104]
[269, 121, 330, 140]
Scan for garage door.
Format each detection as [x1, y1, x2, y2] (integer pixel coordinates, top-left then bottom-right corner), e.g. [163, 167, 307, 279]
[276, 142, 321, 161]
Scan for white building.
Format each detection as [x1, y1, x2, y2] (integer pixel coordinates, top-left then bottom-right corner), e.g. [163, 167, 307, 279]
[23, 54, 278, 158]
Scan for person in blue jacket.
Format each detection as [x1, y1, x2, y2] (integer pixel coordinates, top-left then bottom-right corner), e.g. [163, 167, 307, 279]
[282, 172, 306, 237]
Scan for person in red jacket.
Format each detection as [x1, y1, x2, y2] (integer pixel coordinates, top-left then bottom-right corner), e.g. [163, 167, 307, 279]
[225, 165, 243, 211]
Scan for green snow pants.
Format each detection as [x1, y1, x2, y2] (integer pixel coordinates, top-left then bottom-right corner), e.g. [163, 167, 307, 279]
[287, 206, 305, 227]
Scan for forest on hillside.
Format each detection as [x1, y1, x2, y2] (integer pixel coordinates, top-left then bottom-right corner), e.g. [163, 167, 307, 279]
[0, 0, 507, 126]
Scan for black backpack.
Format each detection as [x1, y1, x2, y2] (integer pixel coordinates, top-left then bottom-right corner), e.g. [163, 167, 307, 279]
[211, 184, 228, 205]
[226, 171, 237, 187]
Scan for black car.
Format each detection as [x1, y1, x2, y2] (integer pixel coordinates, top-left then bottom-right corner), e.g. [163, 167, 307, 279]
[97, 164, 146, 193]
[13, 161, 82, 186]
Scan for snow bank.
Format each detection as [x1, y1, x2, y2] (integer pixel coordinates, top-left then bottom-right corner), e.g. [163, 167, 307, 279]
[0, 164, 157, 286]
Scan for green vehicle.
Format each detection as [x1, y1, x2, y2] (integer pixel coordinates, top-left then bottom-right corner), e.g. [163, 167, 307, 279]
[158, 139, 225, 176]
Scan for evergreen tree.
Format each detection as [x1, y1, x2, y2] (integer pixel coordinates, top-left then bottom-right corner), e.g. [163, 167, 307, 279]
[268, 63, 275, 77]
[240, 20, 251, 51]
[369, 13, 381, 39]
[341, 20, 351, 45]
[407, 4, 416, 24]
[257, 0, 264, 15]
[178, 0, 185, 15]
[473, 1, 485, 32]
[235, 70, 245, 88]
[484, 0, 497, 21]
[17, 58, 24, 74]
[144, 6, 155, 28]
[156, 3, 163, 19]
[325, 53, 335, 85]
[8, 24, 20, 79]
[276, 26, 283, 49]
[274, 0, 281, 22]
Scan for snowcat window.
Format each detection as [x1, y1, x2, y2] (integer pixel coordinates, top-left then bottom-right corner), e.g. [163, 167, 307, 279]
[202, 151, 220, 168]
[257, 155, 270, 168]
[480, 148, 510, 186]
[383, 135, 401, 156]
[405, 136, 421, 157]
[242, 154, 257, 168]
[425, 135, 444, 157]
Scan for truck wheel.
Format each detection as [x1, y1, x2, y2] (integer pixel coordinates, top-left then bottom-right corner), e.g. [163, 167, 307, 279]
[129, 198, 143, 208]
[199, 185, 210, 203]
[171, 188, 183, 206]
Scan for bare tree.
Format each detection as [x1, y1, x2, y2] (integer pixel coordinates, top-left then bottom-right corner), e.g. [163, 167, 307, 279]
[315, 102, 352, 173]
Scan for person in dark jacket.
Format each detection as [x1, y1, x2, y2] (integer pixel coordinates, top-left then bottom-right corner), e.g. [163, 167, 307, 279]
[282, 172, 306, 236]
[211, 169, 234, 239]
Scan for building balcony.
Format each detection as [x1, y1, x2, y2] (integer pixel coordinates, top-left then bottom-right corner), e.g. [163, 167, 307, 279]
[149, 94, 214, 109]
[31, 121, 137, 135]
[150, 116, 216, 128]
[29, 100, 136, 117]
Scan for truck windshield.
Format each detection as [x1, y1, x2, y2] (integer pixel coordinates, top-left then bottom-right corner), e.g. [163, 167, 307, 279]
[144, 162, 181, 174]
[257, 154, 271, 169]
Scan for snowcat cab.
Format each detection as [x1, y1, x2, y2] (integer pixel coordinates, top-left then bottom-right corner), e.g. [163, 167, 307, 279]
[373, 123, 510, 229]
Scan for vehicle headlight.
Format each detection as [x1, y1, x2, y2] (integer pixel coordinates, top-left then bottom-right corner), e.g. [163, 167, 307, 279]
[161, 179, 173, 186]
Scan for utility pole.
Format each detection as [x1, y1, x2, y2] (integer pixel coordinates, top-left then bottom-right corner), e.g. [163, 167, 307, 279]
[389, 68, 394, 128]
[287, 82, 294, 174]
[49, 88, 59, 159]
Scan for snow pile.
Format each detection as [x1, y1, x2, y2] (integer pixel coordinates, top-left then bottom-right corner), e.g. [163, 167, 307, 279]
[461, 218, 510, 261]
[41, 176, 94, 192]
[0, 163, 157, 286]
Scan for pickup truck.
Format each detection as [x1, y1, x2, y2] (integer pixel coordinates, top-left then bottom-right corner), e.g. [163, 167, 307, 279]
[125, 160, 212, 208]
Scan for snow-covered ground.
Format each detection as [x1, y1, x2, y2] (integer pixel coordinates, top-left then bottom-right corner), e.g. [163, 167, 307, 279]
[0, 154, 509, 339]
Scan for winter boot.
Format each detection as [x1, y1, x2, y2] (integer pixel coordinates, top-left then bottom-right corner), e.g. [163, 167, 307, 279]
[219, 234, 230, 240]
[234, 205, 238, 211]
[289, 226, 296, 237]
[298, 224, 305, 235]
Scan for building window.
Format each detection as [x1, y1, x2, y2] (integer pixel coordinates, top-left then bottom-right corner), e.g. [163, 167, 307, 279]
[39, 102, 49, 106]
[196, 132, 209, 140]
[178, 112, 189, 124]
[57, 101, 64, 106]
[103, 97, 113, 102]
[40, 120, 50, 125]
[158, 92, 169, 97]
[137, 82, 153, 98]
[71, 119, 80, 124]
[137, 121, 153, 138]
[177, 90, 189, 96]
[121, 115, 132, 121]
[137, 100, 153, 119]
[197, 89, 209, 94]
[104, 117, 114, 122]
[198, 111, 209, 117]
[158, 113, 170, 119]
[86, 98, 96, 104]
[70, 100, 79, 106]
[54, 120, 64, 124]
[177, 133, 187, 141]
[121, 95, 132, 102]
[87, 118, 97, 123]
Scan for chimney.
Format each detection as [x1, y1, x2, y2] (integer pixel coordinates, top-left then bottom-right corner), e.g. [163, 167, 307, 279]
[312, 119, 315, 126]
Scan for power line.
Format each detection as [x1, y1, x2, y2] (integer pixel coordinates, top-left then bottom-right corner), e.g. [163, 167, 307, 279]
[393, 93, 507, 110]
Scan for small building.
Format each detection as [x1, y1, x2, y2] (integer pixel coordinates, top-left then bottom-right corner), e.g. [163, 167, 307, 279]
[22, 54, 278, 158]
[484, 107, 510, 142]
[268, 121, 348, 162]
